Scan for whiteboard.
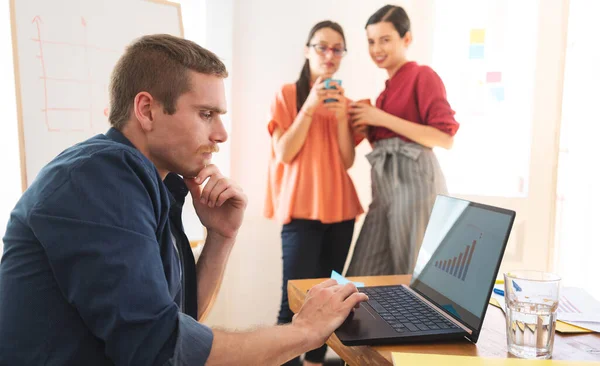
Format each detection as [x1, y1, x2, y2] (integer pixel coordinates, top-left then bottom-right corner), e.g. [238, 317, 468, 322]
[10, 0, 183, 189]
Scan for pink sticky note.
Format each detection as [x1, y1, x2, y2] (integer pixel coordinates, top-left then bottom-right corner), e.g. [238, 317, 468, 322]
[486, 72, 502, 83]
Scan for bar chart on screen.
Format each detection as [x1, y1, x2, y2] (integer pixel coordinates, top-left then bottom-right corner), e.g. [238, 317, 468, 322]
[435, 232, 483, 281]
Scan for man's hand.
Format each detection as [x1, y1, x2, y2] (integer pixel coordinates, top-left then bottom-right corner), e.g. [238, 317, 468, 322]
[184, 164, 247, 239]
[291, 279, 369, 349]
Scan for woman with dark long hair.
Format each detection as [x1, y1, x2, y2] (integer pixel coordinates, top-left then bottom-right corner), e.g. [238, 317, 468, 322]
[264, 20, 363, 366]
[347, 5, 460, 276]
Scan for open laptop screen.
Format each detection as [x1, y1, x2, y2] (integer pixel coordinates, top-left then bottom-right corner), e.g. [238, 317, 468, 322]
[410, 195, 515, 331]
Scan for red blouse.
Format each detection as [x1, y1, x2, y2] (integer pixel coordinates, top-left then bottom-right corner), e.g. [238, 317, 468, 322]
[369, 61, 459, 142]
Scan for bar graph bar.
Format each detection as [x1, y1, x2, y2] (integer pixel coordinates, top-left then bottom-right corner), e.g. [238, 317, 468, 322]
[454, 253, 464, 276]
[459, 245, 470, 279]
[434, 236, 480, 281]
[462, 239, 477, 281]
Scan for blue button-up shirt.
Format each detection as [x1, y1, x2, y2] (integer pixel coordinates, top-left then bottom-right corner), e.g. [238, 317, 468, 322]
[0, 128, 213, 365]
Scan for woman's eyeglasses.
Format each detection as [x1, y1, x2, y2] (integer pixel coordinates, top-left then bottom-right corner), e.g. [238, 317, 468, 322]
[309, 44, 347, 57]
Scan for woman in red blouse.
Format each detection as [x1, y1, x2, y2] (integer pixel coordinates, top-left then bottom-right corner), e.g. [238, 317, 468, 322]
[347, 5, 460, 276]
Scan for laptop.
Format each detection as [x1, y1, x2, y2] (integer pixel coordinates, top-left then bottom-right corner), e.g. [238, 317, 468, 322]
[335, 195, 516, 346]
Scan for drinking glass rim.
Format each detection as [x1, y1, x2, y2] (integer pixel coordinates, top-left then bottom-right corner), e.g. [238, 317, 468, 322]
[504, 270, 561, 282]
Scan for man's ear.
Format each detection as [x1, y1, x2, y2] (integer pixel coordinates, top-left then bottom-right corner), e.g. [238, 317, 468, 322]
[133, 91, 155, 132]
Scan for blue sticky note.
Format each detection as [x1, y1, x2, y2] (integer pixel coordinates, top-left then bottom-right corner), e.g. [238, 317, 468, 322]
[331, 270, 364, 288]
[469, 44, 484, 59]
[490, 86, 505, 102]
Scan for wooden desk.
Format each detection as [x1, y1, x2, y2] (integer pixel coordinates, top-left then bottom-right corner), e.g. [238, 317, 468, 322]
[288, 275, 600, 365]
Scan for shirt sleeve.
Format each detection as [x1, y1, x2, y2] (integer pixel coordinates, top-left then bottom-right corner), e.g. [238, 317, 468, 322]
[267, 85, 296, 136]
[415, 67, 460, 136]
[28, 149, 213, 366]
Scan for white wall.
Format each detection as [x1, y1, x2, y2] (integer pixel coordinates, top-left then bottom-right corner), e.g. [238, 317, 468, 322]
[554, 0, 600, 300]
[204, 0, 435, 329]
[0, 2, 25, 255]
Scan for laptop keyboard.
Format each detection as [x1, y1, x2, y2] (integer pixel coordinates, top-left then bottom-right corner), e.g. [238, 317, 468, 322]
[361, 286, 460, 334]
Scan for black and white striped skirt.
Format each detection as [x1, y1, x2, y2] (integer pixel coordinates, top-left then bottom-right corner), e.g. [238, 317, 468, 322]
[347, 137, 448, 276]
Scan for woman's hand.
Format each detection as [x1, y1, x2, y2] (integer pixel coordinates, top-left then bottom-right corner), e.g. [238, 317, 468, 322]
[349, 102, 386, 128]
[323, 84, 347, 123]
[302, 77, 342, 114]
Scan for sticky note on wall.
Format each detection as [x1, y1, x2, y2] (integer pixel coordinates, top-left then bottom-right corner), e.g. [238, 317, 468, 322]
[486, 72, 502, 83]
[470, 29, 486, 44]
[490, 87, 505, 102]
[469, 45, 484, 59]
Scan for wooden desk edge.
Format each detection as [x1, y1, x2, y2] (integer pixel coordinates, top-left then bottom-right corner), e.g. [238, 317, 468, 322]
[288, 275, 600, 365]
[288, 276, 409, 365]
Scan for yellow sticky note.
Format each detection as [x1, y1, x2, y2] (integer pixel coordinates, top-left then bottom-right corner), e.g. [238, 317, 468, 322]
[556, 321, 594, 333]
[470, 29, 485, 44]
[392, 352, 600, 365]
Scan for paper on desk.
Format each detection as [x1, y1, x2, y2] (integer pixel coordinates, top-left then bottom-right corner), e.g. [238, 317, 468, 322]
[391, 352, 600, 365]
[556, 287, 600, 332]
[330, 270, 364, 288]
[565, 321, 600, 333]
[489, 285, 592, 333]
[491, 284, 506, 311]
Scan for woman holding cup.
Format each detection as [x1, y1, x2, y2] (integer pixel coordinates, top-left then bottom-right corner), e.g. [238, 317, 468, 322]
[347, 5, 460, 276]
[264, 20, 363, 366]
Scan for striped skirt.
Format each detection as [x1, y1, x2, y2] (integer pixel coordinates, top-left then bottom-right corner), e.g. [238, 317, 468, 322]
[347, 137, 448, 276]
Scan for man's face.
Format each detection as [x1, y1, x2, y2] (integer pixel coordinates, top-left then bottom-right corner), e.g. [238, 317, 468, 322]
[147, 71, 228, 178]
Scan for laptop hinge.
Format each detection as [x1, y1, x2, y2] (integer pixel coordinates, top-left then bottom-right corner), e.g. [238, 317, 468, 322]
[403, 285, 473, 335]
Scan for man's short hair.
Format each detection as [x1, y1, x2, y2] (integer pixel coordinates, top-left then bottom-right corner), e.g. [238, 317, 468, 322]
[108, 34, 228, 130]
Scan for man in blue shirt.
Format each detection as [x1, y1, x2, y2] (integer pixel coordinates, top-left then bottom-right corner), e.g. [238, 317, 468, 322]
[0, 34, 368, 365]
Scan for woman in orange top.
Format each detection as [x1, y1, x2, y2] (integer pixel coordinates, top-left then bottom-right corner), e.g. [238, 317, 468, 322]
[264, 20, 363, 366]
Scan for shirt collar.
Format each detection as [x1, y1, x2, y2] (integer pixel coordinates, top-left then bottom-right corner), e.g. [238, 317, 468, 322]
[164, 173, 189, 207]
[106, 127, 136, 149]
[385, 61, 417, 88]
[105, 128, 189, 205]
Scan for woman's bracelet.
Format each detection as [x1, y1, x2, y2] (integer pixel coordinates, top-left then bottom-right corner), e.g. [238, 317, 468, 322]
[301, 108, 313, 118]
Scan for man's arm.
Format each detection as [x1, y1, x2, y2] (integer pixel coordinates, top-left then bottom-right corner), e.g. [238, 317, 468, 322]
[195, 232, 234, 321]
[209, 325, 308, 365]
[206, 280, 368, 365]
[183, 165, 370, 364]
[183, 164, 247, 321]
[30, 150, 214, 366]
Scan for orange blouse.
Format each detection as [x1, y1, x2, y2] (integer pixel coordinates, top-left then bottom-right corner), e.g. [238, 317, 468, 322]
[264, 83, 364, 225]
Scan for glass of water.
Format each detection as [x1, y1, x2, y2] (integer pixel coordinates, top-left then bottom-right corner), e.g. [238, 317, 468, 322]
[504, 271, 561, 359]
